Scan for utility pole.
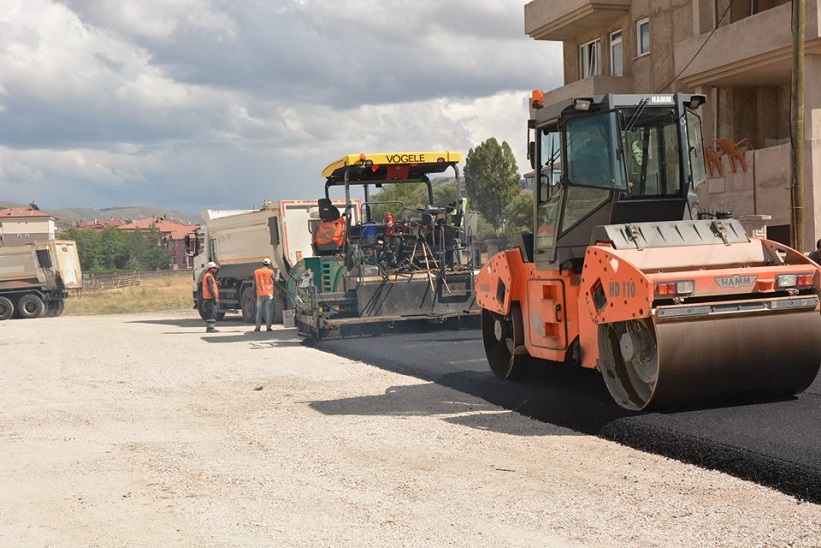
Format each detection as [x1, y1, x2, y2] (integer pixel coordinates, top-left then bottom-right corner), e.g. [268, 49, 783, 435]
[791, 0, 805, 250]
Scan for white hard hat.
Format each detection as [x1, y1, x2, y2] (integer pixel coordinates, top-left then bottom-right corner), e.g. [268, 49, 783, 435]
[207, 261, 218, 269]
[262, 258, 272, 265]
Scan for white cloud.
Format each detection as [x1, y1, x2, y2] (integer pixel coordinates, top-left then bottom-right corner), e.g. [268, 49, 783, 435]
[0, 0, 563, 213]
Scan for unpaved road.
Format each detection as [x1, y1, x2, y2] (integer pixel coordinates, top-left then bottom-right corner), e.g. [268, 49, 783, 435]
[1, 311, 820, 547]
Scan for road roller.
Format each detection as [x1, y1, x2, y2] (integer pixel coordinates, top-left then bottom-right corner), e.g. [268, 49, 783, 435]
[476, 91, 821, 410]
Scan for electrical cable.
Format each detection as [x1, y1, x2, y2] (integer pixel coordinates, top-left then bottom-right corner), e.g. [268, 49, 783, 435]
[657, 0, 735, 93]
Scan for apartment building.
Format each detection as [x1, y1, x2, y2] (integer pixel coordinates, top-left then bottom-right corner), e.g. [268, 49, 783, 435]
[0, 207, 56, 246]
[524, 0, 820, 248]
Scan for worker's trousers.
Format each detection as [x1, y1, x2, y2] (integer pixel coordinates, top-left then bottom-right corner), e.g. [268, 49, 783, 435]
[255, 295, 274, 330]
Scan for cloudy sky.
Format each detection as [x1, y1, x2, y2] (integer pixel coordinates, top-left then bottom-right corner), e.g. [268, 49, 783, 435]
[0, 0, 562, 215]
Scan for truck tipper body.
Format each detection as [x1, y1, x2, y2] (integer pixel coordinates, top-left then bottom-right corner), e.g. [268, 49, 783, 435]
[190, 199, 355, 323]
[0, 240, 82, 320]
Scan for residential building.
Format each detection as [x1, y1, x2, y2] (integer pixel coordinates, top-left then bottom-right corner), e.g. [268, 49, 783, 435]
[524, 0, 820, 249]
[73, 219, 129, 231]
[0, 207, 56, 246]
[119, 217, 199, 270]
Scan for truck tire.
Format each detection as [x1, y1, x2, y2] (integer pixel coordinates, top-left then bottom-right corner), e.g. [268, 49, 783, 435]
[272, 295, 285, 324]
[196, 291, 208, 321]
[0, 296, 14, 320]
[18, 294, 46, 319]
[197, 291, 226, 321]
[46, 299, 65, 317]
[240, 287, 256, 323]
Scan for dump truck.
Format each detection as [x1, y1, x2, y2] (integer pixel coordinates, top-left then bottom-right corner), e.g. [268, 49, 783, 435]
[476, 91, 821, 410]
[0, 240, 82, 320]
[290, 151, 479, 339]
[189, 199, 353, 324]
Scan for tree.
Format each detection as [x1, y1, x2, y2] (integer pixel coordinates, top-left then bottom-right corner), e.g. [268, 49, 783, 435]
[60, 225, 172, 274]
[62, 227, 104, 272]
[101, 226, 130, 270]
[464, 138, 521, 231]
[503, 191, 534, 237]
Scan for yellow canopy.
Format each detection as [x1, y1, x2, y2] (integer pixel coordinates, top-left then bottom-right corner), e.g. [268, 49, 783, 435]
[322, 151, 462, 180]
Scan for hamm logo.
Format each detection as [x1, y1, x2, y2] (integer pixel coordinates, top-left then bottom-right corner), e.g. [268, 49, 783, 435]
[715, 274, 757, 289]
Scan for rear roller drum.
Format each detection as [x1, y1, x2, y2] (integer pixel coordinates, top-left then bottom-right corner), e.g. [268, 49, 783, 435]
[481, 304, 526, 380]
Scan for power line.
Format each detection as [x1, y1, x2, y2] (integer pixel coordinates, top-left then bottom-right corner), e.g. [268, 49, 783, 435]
[658, 0, 735, 92]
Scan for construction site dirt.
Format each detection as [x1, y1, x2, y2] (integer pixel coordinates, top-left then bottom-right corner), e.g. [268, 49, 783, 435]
[1, 311, 820, 547]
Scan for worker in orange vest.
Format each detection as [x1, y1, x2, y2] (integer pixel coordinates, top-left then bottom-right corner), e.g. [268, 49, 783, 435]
[201, 261, 220, 333]
[314, 215, 346, 248]
[252, 258, 276, 332]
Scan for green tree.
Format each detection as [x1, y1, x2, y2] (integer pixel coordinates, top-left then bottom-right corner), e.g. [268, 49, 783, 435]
[126, 227, 171, 271]
[503, 191, 534, 237]
[432, 179, 459, 207]
[62, 227, 104, 272]
[100, 226, 130, 270]
[368, 182, 430, 221]
[464, 138, 521, 231]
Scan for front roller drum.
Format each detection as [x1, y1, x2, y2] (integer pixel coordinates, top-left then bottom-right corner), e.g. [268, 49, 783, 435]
[598, 311, 821, 411]
[481, 305, 527, 380]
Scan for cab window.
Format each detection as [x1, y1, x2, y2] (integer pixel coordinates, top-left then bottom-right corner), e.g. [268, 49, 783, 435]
[536, 129, 561, 249]
[565, 111, 627, 191]
[620, 107, 683, 198]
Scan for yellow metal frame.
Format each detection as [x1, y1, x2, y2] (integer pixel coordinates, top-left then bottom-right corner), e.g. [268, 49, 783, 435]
[321, 151, 462, 179]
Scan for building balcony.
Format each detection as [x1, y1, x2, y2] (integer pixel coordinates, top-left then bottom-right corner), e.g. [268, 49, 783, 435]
[541, 75, 635, 106]
[675, 2, 821, 88]
[525, 0, 631, 41]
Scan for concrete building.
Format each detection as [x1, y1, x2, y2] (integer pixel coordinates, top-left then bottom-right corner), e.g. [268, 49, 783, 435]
[0, 208, 56, 246]
[524, 0, 820, 249]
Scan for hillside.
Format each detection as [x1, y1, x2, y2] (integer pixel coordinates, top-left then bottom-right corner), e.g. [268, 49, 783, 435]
[0, 201, 200, 227]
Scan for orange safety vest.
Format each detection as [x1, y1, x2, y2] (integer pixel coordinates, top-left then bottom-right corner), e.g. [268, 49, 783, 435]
[314, 216, 346, 247]
[254, 266, 275, 297]
[202, 271, 219, 300]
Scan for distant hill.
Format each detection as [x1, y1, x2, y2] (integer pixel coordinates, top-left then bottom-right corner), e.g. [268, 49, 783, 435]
[0, 201, 200, 228]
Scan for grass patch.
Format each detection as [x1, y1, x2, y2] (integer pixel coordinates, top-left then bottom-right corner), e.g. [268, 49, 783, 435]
[66, 272, 195, 316]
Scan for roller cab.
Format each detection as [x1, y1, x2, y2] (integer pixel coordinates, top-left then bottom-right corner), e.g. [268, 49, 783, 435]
[477, 92, 821, 410]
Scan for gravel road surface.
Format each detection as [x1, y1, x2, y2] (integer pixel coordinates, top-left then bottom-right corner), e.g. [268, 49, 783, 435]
[1, 311, 819, 547]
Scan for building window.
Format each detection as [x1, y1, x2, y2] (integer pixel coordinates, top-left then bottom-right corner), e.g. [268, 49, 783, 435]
[579, 39, 601, 79]
[636, 18, 650, 56]
[610, 30, 623, 76]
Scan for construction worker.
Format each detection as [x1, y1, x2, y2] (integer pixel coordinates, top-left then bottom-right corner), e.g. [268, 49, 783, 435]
[253, 258, 275, 332]
[314, 214, 346, 248]
[201, 261, 220, 333]
[313, 198, 346, 251]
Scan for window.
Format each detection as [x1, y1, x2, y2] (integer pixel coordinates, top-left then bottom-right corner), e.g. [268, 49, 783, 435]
[636, 18, 650, 56]
[610, 30, 623, 76]
[579, 39, 601, 79]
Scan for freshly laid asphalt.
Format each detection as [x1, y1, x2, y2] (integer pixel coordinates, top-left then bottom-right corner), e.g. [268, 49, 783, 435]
[308, 321, 821, 503]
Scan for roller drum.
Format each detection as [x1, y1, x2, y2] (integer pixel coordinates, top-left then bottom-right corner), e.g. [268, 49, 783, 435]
[599, 310, 821, 411]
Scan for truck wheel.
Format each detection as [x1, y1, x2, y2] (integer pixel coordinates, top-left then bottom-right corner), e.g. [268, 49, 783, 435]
[0, 296, 14, 320]
[46, 299, 65, 317]
[197, 291, 210, 321]
[196, 291, 208, 321]
[272, 296, 285, 324]
[240, 288, 256, 323]
[18, 294, 46, 319]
